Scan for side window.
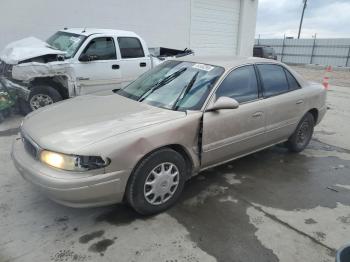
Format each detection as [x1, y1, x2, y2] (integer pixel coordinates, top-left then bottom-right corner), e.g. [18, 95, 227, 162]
[284, 68, 301, 90]
[82, 37, 116, 60]
[118, 37, 145, 59]
[216, 65, 259, 103]
[257, 64, 289, 97]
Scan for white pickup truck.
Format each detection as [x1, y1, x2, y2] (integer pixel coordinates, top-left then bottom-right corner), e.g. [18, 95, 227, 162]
[0, 28, 192, 114]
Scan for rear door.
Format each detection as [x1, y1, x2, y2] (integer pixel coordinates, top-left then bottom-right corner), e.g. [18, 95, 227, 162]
[73, 36, 122, 94]
[116, 37, 151, 87]
[201, 65, 267, 168]
[256, 64, 306, 144]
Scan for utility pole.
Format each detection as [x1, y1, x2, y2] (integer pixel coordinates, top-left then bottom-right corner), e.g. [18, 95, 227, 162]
[298, 0, 308, 39]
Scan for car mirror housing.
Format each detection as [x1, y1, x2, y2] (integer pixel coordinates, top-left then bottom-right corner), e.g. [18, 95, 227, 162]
[79, 54, 98, 62]
[206, 96, 239, 112]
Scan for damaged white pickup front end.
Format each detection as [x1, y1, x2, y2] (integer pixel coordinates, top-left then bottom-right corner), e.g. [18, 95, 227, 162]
[0, 37, 78, 100]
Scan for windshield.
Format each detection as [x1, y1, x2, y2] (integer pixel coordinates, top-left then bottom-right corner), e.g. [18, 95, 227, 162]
[46, 31, 86, 58]
[116, 61, 224, 111]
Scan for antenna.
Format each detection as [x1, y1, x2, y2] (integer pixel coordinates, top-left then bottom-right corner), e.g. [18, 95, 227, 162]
[82, 28, 86, 33]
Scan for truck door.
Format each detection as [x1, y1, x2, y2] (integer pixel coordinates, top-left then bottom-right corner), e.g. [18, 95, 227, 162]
[74, 36, 122, 95]
[116, 37, 151, 87]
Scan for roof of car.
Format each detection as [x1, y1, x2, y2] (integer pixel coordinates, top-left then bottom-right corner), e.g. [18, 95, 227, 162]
[59, 28, 139, 37]
[176, 56, 281, 70]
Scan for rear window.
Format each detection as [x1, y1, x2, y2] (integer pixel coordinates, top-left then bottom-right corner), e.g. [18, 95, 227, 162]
[257, 64, 289, 97]
[118, 37, 145, 59]
[263, 47, 274, 56]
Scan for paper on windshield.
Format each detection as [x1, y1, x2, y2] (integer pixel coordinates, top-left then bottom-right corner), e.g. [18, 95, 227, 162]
[192, 63, 214, 72]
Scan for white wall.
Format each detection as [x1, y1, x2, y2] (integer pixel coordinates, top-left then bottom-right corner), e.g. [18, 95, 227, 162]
[0, 0, 191, 50]
[190, 0, 241, 56]
[237, 0, 259, 56]
[0, 0, 258, 56]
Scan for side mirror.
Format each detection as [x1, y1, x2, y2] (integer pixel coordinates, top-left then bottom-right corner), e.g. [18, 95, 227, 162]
[79, 54, 98, 62]
[206, 96, 239, 112]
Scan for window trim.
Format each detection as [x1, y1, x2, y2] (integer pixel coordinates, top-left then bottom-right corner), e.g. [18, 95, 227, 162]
[255, 63, 292, 98]
[80, 36, 117, 61]
[117, 37, 145, 59]
[283, 67, 301, 91]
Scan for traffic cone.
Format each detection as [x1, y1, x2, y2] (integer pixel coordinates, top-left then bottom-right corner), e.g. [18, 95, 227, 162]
[322, 65, 332, 90]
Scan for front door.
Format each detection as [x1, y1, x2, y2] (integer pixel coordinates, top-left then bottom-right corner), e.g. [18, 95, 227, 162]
[74, 36, 122, 95]
[201, 65, 267, 168]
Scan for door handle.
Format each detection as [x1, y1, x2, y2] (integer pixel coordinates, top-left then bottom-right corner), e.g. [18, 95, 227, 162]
[252, 112, 263, 118]
[77, 77, 89, 81]
[140, 62, 147, 67]
[296, 99, 304, 105]
[112, 64, 120, 70]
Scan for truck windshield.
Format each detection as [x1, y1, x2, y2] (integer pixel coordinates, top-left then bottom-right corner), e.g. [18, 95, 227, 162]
[46, 31, 86, 58]
[116, 60, 224, 111]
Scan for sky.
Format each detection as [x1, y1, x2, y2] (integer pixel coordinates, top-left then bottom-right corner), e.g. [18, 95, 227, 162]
[256, 0, 350, 39]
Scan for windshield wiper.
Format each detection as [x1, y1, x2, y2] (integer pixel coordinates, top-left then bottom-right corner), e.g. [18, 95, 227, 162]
[138, 67, 187, 102]
[172, 72, 199, 110]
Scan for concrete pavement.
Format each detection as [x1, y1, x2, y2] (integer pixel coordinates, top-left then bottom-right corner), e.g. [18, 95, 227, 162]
[0, 84, 349, 262]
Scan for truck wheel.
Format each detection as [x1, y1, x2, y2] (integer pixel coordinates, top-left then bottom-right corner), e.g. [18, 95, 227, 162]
[126, 148, 187, 215]
[286, 112, 315, 153]
[19, 85, 62, 115]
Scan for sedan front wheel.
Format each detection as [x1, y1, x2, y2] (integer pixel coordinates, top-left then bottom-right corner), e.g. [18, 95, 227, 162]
[126, 148, 187, 215]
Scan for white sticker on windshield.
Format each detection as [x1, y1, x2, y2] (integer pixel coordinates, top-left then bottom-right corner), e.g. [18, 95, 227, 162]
[192, 63, 214, 72]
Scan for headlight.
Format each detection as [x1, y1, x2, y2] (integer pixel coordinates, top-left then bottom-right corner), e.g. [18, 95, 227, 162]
[40, 150, 110, 171]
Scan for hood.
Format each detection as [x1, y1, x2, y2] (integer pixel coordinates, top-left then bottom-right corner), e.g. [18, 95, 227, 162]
[0, 37, 65, 64]
[22, 93, 186, 153]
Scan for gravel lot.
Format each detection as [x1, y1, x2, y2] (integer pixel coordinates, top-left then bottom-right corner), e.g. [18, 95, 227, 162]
[0, 66, 350, 262]
[291, 65, 350, 87]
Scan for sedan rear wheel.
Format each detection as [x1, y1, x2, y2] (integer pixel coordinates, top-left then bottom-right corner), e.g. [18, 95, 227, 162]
[286, 112, 315, 153]
[126, 148, 187, 215]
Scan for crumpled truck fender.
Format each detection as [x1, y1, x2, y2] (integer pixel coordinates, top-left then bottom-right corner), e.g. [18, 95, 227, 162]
[12, 62, 77, 97]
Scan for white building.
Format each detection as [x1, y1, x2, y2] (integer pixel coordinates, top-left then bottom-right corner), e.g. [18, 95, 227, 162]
[0, 0, 258, 56]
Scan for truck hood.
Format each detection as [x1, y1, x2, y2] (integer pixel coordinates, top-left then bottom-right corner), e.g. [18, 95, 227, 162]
[0, 37, 65, 64]
[22, 93, 186, 153]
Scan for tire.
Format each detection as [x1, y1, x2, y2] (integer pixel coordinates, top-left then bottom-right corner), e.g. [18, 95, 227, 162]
[286, 112, 315, 153]
[19, 85, 62, 115]
[126, 148, 187, 215]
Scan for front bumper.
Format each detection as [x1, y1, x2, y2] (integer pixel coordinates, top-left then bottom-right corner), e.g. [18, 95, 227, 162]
[11, 138, 131, 207]
[0, 77, 30, 100]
